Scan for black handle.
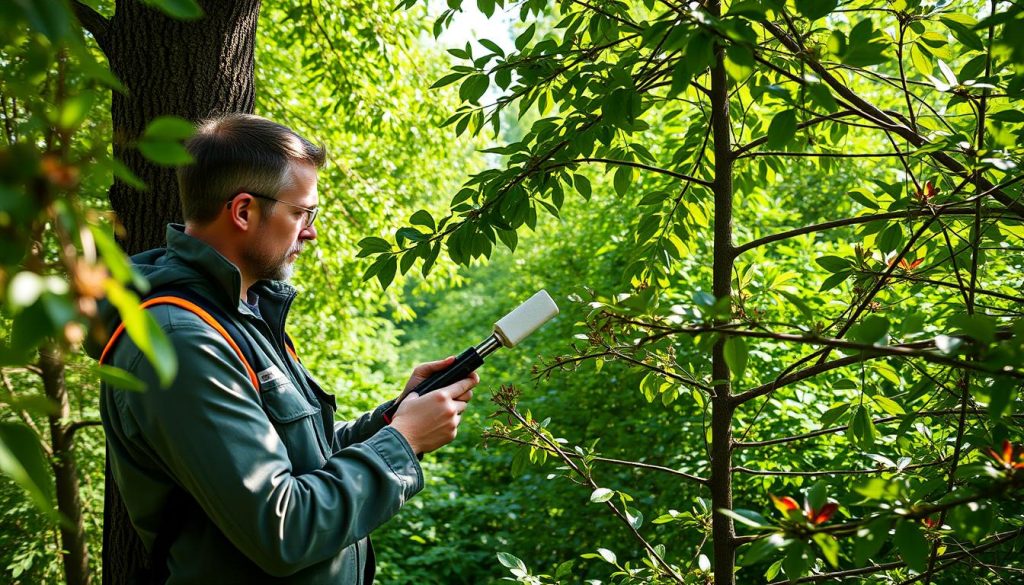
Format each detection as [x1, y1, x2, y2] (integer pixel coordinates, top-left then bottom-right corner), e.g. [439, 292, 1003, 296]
[383, 346, 484, 423]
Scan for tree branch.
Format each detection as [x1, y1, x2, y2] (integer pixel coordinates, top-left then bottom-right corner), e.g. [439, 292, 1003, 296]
[765, 528, 1024, 584]
[735, 410, 1024, 449]
[484, 433, 709, 484]
[733, 206, 984, 256]
[71, 1, 110, 53]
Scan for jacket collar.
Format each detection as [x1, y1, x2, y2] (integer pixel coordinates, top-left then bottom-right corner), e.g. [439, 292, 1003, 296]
[163, 224, 299, 321]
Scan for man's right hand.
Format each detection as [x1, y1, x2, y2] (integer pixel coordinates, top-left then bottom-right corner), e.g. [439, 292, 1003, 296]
[389, 378, 476, 454]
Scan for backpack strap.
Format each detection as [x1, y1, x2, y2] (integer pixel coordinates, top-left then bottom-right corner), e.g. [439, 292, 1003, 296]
[99, 295, 260, 390]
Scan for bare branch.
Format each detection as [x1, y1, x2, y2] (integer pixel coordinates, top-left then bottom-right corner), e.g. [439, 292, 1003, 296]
[485, 433, 709, 484]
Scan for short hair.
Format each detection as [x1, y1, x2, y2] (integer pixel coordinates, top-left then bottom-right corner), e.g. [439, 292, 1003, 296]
[177, 114, 327, 225]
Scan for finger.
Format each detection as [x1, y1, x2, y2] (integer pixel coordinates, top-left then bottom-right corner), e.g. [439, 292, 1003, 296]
[454, 400, 468, 415]
[395, 392, 419, 411]
[454, 389, 473, 403]
[411, 356, 456, 378]
[439, 377, 476, 398]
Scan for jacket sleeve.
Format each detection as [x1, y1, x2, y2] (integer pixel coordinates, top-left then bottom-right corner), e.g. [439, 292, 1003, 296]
[333, 401, 394, 449]
[109, 306, 423, 577]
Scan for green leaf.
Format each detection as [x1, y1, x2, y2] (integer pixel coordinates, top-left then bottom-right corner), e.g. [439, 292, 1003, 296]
[877, 224, 903, 253]
[820, 402, 850, 427]
[948, 313, 996, 344]
[376, 255, 398, 290]
[854, 518, 890, 566]
[720, 508, 773, 529]
[0, 422, 56, 518]
[783, 542, 811, 581]
[815, 255, 852, 273]
[357, 237, 392, 255]
[96, 365, 147, 392]
[849, 315, 890, 345]
[459, 74, 489, 104]
[590, 487, 614, 503]
[948, 502, 993, 544]
[807, 481, 828, 511]
[766, 110, 798, 149]
[739, 534, 788, 566]
[430, 72, 464, 89]
[894, 520, 929, 572]
[988, 377, 1016, 420]
[142, 0, 204, 20]
[142, 116, 195, 141]
[515, 23, 536, 50]
[104, 281, 177, 388]
[89, 225, 133, 284]
[723, 336, 749, 380]
[496, 552, 526, 571]
[17, 0, 74, 42]
[613, 165, 633, 196]
[795, 0, 837, 21]
[410, 210, 436, 231]
[872, 394, 906, 415]
[421, 242, 441, 277]
[574, 174, 592, 200]
[812, 533, 839, 568]
[138, 141, 193, 166]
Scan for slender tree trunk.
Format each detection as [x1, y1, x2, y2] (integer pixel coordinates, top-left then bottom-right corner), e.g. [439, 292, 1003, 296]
[40, 344, 91, 585]
[94, 2, 261, 582]
[708, 1, 736, 583]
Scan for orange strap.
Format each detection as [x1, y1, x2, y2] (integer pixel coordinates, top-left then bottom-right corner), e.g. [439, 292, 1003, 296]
[285, 342, 299, 363]
[99, 296, 260, 390]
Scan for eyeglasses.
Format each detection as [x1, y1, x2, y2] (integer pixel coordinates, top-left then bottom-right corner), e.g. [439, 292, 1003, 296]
[228, 192, 318, 228]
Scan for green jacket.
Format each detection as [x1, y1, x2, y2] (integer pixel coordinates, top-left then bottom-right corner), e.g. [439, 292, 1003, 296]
[91, 225, 423, 584]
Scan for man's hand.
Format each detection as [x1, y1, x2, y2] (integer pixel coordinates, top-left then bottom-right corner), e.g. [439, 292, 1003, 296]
[389, 378, 477, 454]
[398, 356, 477, 402]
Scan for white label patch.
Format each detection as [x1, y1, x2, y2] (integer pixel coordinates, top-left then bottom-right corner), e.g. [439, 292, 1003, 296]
[257, 366, 284, 385]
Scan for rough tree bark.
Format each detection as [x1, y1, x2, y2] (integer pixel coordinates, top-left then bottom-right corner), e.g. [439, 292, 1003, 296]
[72, 1, 261, 582]
[708, 0, 736, 583]
[41, 345, 91, 585]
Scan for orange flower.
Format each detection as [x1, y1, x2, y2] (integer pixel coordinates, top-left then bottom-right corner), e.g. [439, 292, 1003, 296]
[987, 440, 1024, 470]
[770, 494, 799, 514]
[915, 180, 939, 203]
[889, 257, 924, 271]
[809, 502, 839, 525]
[770, 495, 838, 525]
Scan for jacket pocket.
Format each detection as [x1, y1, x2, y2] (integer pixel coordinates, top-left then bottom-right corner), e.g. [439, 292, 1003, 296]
[261, 379, 327, 473]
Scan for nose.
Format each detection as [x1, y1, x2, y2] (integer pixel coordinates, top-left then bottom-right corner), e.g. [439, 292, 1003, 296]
[300, 224, 317, 241]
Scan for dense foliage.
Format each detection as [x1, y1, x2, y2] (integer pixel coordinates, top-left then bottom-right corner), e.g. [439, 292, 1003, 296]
[3, 0, 1024, 584]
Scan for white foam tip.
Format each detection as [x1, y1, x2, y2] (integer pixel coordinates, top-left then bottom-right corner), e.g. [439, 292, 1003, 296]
[494, 290, 559, 347]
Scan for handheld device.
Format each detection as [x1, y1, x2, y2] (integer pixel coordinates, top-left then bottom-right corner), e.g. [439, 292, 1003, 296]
[382, 290, 560, 423]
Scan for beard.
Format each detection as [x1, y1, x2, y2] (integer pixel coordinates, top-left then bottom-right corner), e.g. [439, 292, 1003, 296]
[244, 241, 303, 282]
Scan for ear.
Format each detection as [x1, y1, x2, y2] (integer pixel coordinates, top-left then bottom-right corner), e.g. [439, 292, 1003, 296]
[226, 193, 257, 231]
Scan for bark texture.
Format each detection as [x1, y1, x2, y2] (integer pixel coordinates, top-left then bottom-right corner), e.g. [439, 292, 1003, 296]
[106, 0, 261, 253]
[41, 344, 91, 585]
[708, 1, 736, 583]
[97, 2, 261, 582]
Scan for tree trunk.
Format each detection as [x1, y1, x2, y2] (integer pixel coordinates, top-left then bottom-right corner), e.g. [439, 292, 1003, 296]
[97, 2, 261, 582]
[40, 343, 91, 585]
[708, 1, 736, 583]
[106, 0, 261, 253]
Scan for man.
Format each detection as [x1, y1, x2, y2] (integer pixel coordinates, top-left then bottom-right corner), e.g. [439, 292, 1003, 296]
[90, 114, 476, 583]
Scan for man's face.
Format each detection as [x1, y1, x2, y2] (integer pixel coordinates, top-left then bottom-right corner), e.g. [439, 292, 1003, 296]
[243, 161, 318, 282]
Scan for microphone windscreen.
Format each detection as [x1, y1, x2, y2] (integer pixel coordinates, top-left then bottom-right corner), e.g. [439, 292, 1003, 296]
[494, 290, 559, 347]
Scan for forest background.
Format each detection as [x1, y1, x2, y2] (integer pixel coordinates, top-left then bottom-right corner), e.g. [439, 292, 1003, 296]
[1, 0, 1023, 584]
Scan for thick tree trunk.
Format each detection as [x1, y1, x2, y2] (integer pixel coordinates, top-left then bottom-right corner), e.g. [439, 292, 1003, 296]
[97, 2, 261, 583]
[708, 1, 736, 584]
[106, 0, 260, 253]
[40, 344, 91, 585]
